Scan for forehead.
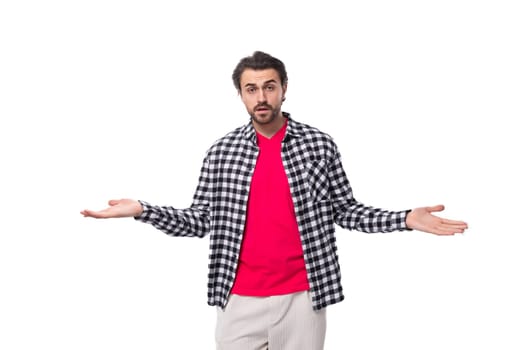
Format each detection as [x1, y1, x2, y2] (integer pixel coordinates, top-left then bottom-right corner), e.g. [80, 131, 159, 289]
[240, 68, 281, 86]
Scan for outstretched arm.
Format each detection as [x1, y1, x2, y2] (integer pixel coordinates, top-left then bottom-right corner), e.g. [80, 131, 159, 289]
[326, 142, 467, 235]
[80, 152, 212, 238]
[406, 204, 468, 235]
[80, 199, 143, 218]
[81, 198, 210, 237]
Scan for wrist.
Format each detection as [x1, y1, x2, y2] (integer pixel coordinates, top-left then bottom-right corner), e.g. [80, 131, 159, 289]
[405, 209, 414, 230]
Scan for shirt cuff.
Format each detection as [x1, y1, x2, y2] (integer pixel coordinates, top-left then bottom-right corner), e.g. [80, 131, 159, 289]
[134, 200, 151, 222]
[390, 210, 413, 231]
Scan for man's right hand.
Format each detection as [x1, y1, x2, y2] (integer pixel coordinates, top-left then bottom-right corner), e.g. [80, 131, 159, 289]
[80, 199, 143, 219]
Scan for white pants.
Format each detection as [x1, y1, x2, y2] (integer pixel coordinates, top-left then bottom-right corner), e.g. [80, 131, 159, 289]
[215, 291, 326, 350]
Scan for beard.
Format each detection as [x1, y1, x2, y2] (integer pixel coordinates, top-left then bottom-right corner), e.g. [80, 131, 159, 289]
[249, 103, 281, 126]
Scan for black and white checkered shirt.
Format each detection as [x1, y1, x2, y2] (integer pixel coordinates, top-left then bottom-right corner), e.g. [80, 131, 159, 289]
[136, 113, 410, 310]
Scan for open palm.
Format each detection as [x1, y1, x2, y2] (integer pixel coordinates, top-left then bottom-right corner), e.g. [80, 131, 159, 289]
[406, 205, 468, 235]
[80, 199, 143, 219]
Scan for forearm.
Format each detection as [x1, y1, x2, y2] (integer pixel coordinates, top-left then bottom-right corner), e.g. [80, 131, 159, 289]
[135, 200, 211, 237]
[334, 198, 411, 233]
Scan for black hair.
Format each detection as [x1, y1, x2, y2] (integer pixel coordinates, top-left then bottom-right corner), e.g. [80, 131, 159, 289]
[232, 51, 288, 92]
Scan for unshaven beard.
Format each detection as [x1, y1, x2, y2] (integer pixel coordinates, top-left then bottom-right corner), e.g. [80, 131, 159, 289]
[249, 103, 280, 126]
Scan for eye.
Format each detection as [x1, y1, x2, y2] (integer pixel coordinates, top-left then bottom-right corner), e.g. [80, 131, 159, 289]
[246, 87, 257, 94]
[265, 85, 275, 91]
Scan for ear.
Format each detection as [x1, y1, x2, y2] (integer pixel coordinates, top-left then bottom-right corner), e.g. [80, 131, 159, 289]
[282, 83, 287, 102]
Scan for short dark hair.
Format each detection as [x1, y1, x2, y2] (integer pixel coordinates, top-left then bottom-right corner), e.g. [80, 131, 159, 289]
[232, 51, 288, 92]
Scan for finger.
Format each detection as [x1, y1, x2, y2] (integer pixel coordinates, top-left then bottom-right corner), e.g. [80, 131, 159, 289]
[81, 210, 97, 218]
[108, 199, 120, 206]
[81, 209, 97, 218]
[440, 220, 467, 228]
[427, 204, 445, 213]
[431, 227, 460, 235]
[441, 218, 468, 227]
[435, 224, 466, 235]
[81, 209, 110, 219]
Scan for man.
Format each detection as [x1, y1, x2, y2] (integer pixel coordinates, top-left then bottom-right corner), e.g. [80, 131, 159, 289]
[81, 51, 468, 350]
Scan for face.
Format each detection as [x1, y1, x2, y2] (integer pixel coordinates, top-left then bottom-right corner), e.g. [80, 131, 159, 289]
[239, 68, 287, 127]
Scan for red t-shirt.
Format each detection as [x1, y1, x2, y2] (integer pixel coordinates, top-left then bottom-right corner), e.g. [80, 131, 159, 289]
[231, 120, 310, 296]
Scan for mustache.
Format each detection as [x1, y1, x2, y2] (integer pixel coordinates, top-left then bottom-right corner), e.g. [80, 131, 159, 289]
[254, 103, 273, 111]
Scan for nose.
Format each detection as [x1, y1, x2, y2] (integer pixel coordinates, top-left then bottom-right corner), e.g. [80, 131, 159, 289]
[257, 88, 267, 103]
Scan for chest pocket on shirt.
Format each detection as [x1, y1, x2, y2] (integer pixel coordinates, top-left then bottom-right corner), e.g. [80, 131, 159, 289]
[303, 158, 330, 202]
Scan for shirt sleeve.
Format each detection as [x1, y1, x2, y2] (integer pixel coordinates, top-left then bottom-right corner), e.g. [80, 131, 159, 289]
[134, 155, 212, 238]
[328, 145, 411, 233]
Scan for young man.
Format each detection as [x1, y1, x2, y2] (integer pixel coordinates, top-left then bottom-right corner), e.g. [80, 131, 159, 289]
[81, 51, 468, 350]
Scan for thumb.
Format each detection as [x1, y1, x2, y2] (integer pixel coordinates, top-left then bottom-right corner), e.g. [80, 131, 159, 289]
[427, 204, 445, 213]
[108, 199, 121, 206]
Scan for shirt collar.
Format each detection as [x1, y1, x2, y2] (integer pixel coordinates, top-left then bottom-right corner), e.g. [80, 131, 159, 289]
[241, 112, 304, 142]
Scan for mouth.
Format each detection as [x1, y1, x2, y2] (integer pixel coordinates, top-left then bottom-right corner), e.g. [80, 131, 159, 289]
[255, 105, 271, 113]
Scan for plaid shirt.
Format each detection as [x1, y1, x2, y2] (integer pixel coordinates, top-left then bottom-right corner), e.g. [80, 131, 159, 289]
[136, 113, 410, 310]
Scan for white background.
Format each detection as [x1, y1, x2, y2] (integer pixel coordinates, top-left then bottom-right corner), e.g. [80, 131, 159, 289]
[1, 0, 524, 349]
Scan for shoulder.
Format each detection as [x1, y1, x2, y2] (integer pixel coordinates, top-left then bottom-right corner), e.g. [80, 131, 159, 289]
[295, 119, 334, 141]
[289, 118, 339, 157]
[203, 123, 249, 159]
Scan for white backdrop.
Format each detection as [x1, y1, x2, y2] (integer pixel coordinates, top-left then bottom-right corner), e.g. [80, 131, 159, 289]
[1, 0, 524, 349]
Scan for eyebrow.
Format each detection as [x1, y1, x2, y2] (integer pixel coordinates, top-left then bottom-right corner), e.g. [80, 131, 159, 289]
[243, 79, 278, 88]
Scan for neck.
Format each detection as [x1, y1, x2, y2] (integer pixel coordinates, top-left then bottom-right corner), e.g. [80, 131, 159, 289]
[252, 113, 286, 138]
